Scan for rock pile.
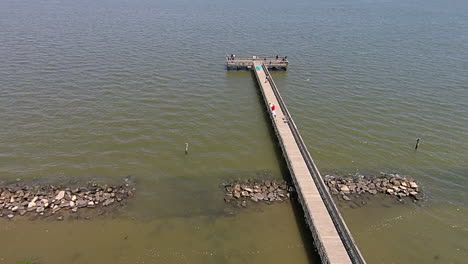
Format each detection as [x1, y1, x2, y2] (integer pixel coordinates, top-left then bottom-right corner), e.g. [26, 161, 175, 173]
[223, 180, 291, 207]
[324, 173, 421, 201]
[0, 182, 135, 219]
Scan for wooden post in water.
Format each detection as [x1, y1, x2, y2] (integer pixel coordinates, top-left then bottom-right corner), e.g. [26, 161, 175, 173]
[415, 138, 421, 150]
[185, 143, 189, 154]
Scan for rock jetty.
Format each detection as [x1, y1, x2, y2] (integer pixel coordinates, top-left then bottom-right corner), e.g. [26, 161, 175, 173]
[223, 180, 292, 207]
[324, 173, 421, 201]
[0, 182, 135, 219]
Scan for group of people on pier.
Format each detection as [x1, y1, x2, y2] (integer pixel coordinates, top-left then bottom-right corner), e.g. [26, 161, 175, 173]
[227, 54, 287, 61]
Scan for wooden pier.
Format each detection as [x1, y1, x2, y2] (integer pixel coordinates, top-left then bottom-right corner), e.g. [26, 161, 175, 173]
[226, 55, 288, 70]
[227, 57, 366, 264]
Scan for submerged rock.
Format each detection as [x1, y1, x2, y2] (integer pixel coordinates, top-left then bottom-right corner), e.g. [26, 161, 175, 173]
[102, 198, 115, 207]
[342, 195, 351, 201]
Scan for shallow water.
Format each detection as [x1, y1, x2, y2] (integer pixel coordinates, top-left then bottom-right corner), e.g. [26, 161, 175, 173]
[0, 0, 467, 263]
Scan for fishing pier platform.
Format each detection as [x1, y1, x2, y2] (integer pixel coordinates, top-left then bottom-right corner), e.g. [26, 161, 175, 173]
[226, 55, 288, 70]
[227, 56, 366, 264]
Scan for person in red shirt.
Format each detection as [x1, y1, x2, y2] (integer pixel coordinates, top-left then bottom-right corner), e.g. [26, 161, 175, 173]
[269, 103, 277, 119]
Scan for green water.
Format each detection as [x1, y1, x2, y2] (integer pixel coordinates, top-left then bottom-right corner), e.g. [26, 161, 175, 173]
[0, 0, 467, 263]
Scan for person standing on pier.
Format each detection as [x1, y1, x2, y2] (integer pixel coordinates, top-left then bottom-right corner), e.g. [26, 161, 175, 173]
[269, 103, 277, 119]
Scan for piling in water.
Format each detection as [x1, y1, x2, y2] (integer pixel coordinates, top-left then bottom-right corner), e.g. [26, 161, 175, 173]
[415, 138, 421, 150]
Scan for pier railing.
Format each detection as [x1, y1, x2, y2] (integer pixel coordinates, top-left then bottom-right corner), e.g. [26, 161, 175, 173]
[226, 55, 288, 61]
[262, 64, 366, 264]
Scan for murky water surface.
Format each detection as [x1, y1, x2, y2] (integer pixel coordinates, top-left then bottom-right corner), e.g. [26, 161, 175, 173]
[0, 0, 467, 263]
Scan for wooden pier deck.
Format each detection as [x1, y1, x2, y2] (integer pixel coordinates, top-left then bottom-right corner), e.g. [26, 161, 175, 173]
[228, 58, 366, 264]
[226, 55, 288, 70]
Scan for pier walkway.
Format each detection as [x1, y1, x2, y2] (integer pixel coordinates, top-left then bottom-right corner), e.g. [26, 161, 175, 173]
[227, 57, 366, 264]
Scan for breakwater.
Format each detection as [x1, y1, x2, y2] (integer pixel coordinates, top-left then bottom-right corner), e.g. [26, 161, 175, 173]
[324, 173, 421, 202]
[0, 180, 135, 220]
[223, 180, 292, 207]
